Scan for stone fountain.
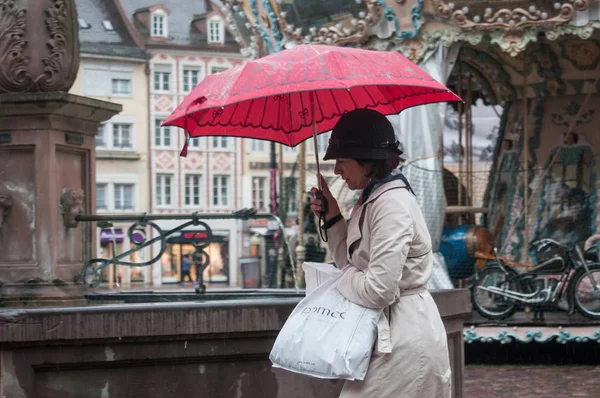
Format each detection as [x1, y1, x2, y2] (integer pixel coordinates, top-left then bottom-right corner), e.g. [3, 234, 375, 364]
[0, 1, 471, 397]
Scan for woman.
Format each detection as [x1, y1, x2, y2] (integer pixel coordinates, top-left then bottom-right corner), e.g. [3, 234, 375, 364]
[310, 109, 451, 397]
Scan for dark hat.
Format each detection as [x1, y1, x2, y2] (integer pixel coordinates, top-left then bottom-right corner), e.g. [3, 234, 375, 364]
[323, 109, 402, 161]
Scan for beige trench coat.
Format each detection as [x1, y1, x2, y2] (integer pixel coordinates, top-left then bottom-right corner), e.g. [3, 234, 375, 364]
[327, 178, 451, 398]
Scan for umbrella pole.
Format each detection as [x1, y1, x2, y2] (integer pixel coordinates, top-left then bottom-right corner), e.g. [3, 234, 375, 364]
[310, 93, 322, 189]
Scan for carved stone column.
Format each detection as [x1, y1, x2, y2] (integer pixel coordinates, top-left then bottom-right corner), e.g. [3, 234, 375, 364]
[0, 0, 121, 303]
[0, 93, 121, 296]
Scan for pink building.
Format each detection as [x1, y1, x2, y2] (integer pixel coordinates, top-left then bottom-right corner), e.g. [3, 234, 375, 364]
[122, 0, 247, 286]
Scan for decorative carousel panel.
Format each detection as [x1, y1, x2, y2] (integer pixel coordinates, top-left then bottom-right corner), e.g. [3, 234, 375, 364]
[432, 0, 593, 31]
[429, 1, 594, 56]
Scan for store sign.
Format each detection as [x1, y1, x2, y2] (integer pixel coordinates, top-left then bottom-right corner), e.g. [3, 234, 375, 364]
[100, 229, 124, 244]
[183, 231, 209, 242]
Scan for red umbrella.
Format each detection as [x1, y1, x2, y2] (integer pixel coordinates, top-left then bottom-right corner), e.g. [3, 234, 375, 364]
[164, 44, 461, 241]
[164, 44, 460, 154]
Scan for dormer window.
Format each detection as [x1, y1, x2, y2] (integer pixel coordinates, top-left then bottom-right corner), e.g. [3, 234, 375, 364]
[151, 10, 168, 38]
[208, 16, 224, 44]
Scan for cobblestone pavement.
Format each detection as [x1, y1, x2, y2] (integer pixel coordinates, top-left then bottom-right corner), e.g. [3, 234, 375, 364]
[465, 365, 600, 397]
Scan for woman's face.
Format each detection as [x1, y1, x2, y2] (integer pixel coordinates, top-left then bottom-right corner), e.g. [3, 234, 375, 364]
[334, 158, 371, 190]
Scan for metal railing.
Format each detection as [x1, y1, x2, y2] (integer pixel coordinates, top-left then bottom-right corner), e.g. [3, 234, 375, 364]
[75, 209, 281, 293]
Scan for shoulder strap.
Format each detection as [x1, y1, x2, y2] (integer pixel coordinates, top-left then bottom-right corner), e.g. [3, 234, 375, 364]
[348, 185, 413, 258]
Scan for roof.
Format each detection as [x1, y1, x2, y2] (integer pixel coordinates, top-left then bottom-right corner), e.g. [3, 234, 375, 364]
[76, 0, 148, 60]
[120, 0, 241, 53]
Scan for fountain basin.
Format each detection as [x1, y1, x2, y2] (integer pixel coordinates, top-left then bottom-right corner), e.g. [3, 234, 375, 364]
[0, 289, 471, 397]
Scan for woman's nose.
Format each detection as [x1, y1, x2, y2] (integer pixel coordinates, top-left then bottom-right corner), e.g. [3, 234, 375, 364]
[334, 161, 341, 175]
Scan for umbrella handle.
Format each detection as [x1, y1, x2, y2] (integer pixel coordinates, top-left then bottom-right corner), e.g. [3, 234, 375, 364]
[310, 92, 328, 242]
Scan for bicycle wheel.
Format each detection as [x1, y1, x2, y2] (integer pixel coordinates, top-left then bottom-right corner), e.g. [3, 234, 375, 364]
[569, 264, 600, 320]
[471, 265, 518, 320]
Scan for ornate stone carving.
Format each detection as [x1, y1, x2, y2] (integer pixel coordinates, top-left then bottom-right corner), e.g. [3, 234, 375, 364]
[37, 0, 79, 91]
[0, 190, 12, 231]
[0, 0, 79, 93]
[60, 188, 84, 229]
[0, 0, 32, 91]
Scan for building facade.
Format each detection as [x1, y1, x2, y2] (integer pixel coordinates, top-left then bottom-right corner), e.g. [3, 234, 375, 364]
[121, 0, 247, 287]
[71, 0, 151, 286]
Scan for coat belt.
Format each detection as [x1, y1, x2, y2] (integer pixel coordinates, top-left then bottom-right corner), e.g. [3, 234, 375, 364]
[376, 286, 427, 354]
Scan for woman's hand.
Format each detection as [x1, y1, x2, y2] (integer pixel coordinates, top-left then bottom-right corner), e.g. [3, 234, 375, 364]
[310, 175, 340, 221]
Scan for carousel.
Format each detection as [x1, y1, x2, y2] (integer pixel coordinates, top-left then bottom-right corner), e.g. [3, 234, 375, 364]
[217, 0, 600, 342]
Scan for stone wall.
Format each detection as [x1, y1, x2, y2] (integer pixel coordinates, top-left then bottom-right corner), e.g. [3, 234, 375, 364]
[0, 290, 471, 397]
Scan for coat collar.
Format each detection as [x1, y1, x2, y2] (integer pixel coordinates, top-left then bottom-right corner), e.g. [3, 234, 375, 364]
[347, 179, 410, 260]
[361, 179, 410, 206]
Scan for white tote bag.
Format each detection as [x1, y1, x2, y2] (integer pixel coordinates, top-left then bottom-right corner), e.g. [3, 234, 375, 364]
[302, 261, 341, 295]
[270, 263, 380, 380]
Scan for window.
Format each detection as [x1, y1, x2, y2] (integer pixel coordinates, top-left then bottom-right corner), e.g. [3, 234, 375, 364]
[78, 18, 90, 29]
[111, 78, 131, 95]
[83, 65, 133, 97]
[96, 119, 135, 150]
[210, 66, 228, 75]
[250, 139, 265, 152]
[151, 12, 167, 37]
[114, 184, 134, 210]
[252, 177, 266, 210]
[185, 175, 202, 206]
[286, 178, 297, 214]
[154, 118, 172, 148]
[102, 20, 114, 31]
[153, 65, 171, 92]
[213, 175, 230, 207]
[183, 68, 201, 93]
[208, 19, 223, 43]
[156, 174, 173, 206]
[212, 136, 230, 149]
[112, 124, 132, 149]
[96, 124, 106, 148]
[189, 138, 202, 148]
[284, 145, 298, 153]
[317, 132, 331, 153]
[96, 183, 107, 210]
[97, 181, 135, 211]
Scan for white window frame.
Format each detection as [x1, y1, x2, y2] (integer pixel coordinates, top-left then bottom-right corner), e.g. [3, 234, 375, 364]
[152, 63, 172, 93]
[207, 16, 225, 44]
[308, 131, 331, 154]
[188, 136, 204, 150]
[211, 136, 232, 151]
[208, 61, 231, 75]
[151, 10, 168, 38]
[96, 174, 138, 213]
[184, 174, 203, 208]
[113, 183, 135, 211]
[249, 139, 266, 153]
[96, 183, 108, 211]
[83, 62, 134, 98]
[181, 65, 204, 94]
[251, 176, 268, 211]
[153, 116, 174, 149]
[95, 115, 136, 151]
[212, 174, 231, 208]
[111, 77, 132, 96]
[155, 173, 174, 208]
[112, 123, 133, 149]
[96, 124, 107, 149]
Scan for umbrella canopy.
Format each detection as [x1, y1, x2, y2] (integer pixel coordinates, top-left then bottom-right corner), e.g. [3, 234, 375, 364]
[163, 44, 461, 147]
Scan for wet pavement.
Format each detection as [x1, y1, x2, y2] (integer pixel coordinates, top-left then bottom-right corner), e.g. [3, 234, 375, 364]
[465, 365, 600, 397]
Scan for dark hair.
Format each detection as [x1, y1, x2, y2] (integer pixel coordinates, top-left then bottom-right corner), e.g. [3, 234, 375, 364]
[357, 155, 401, 179]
